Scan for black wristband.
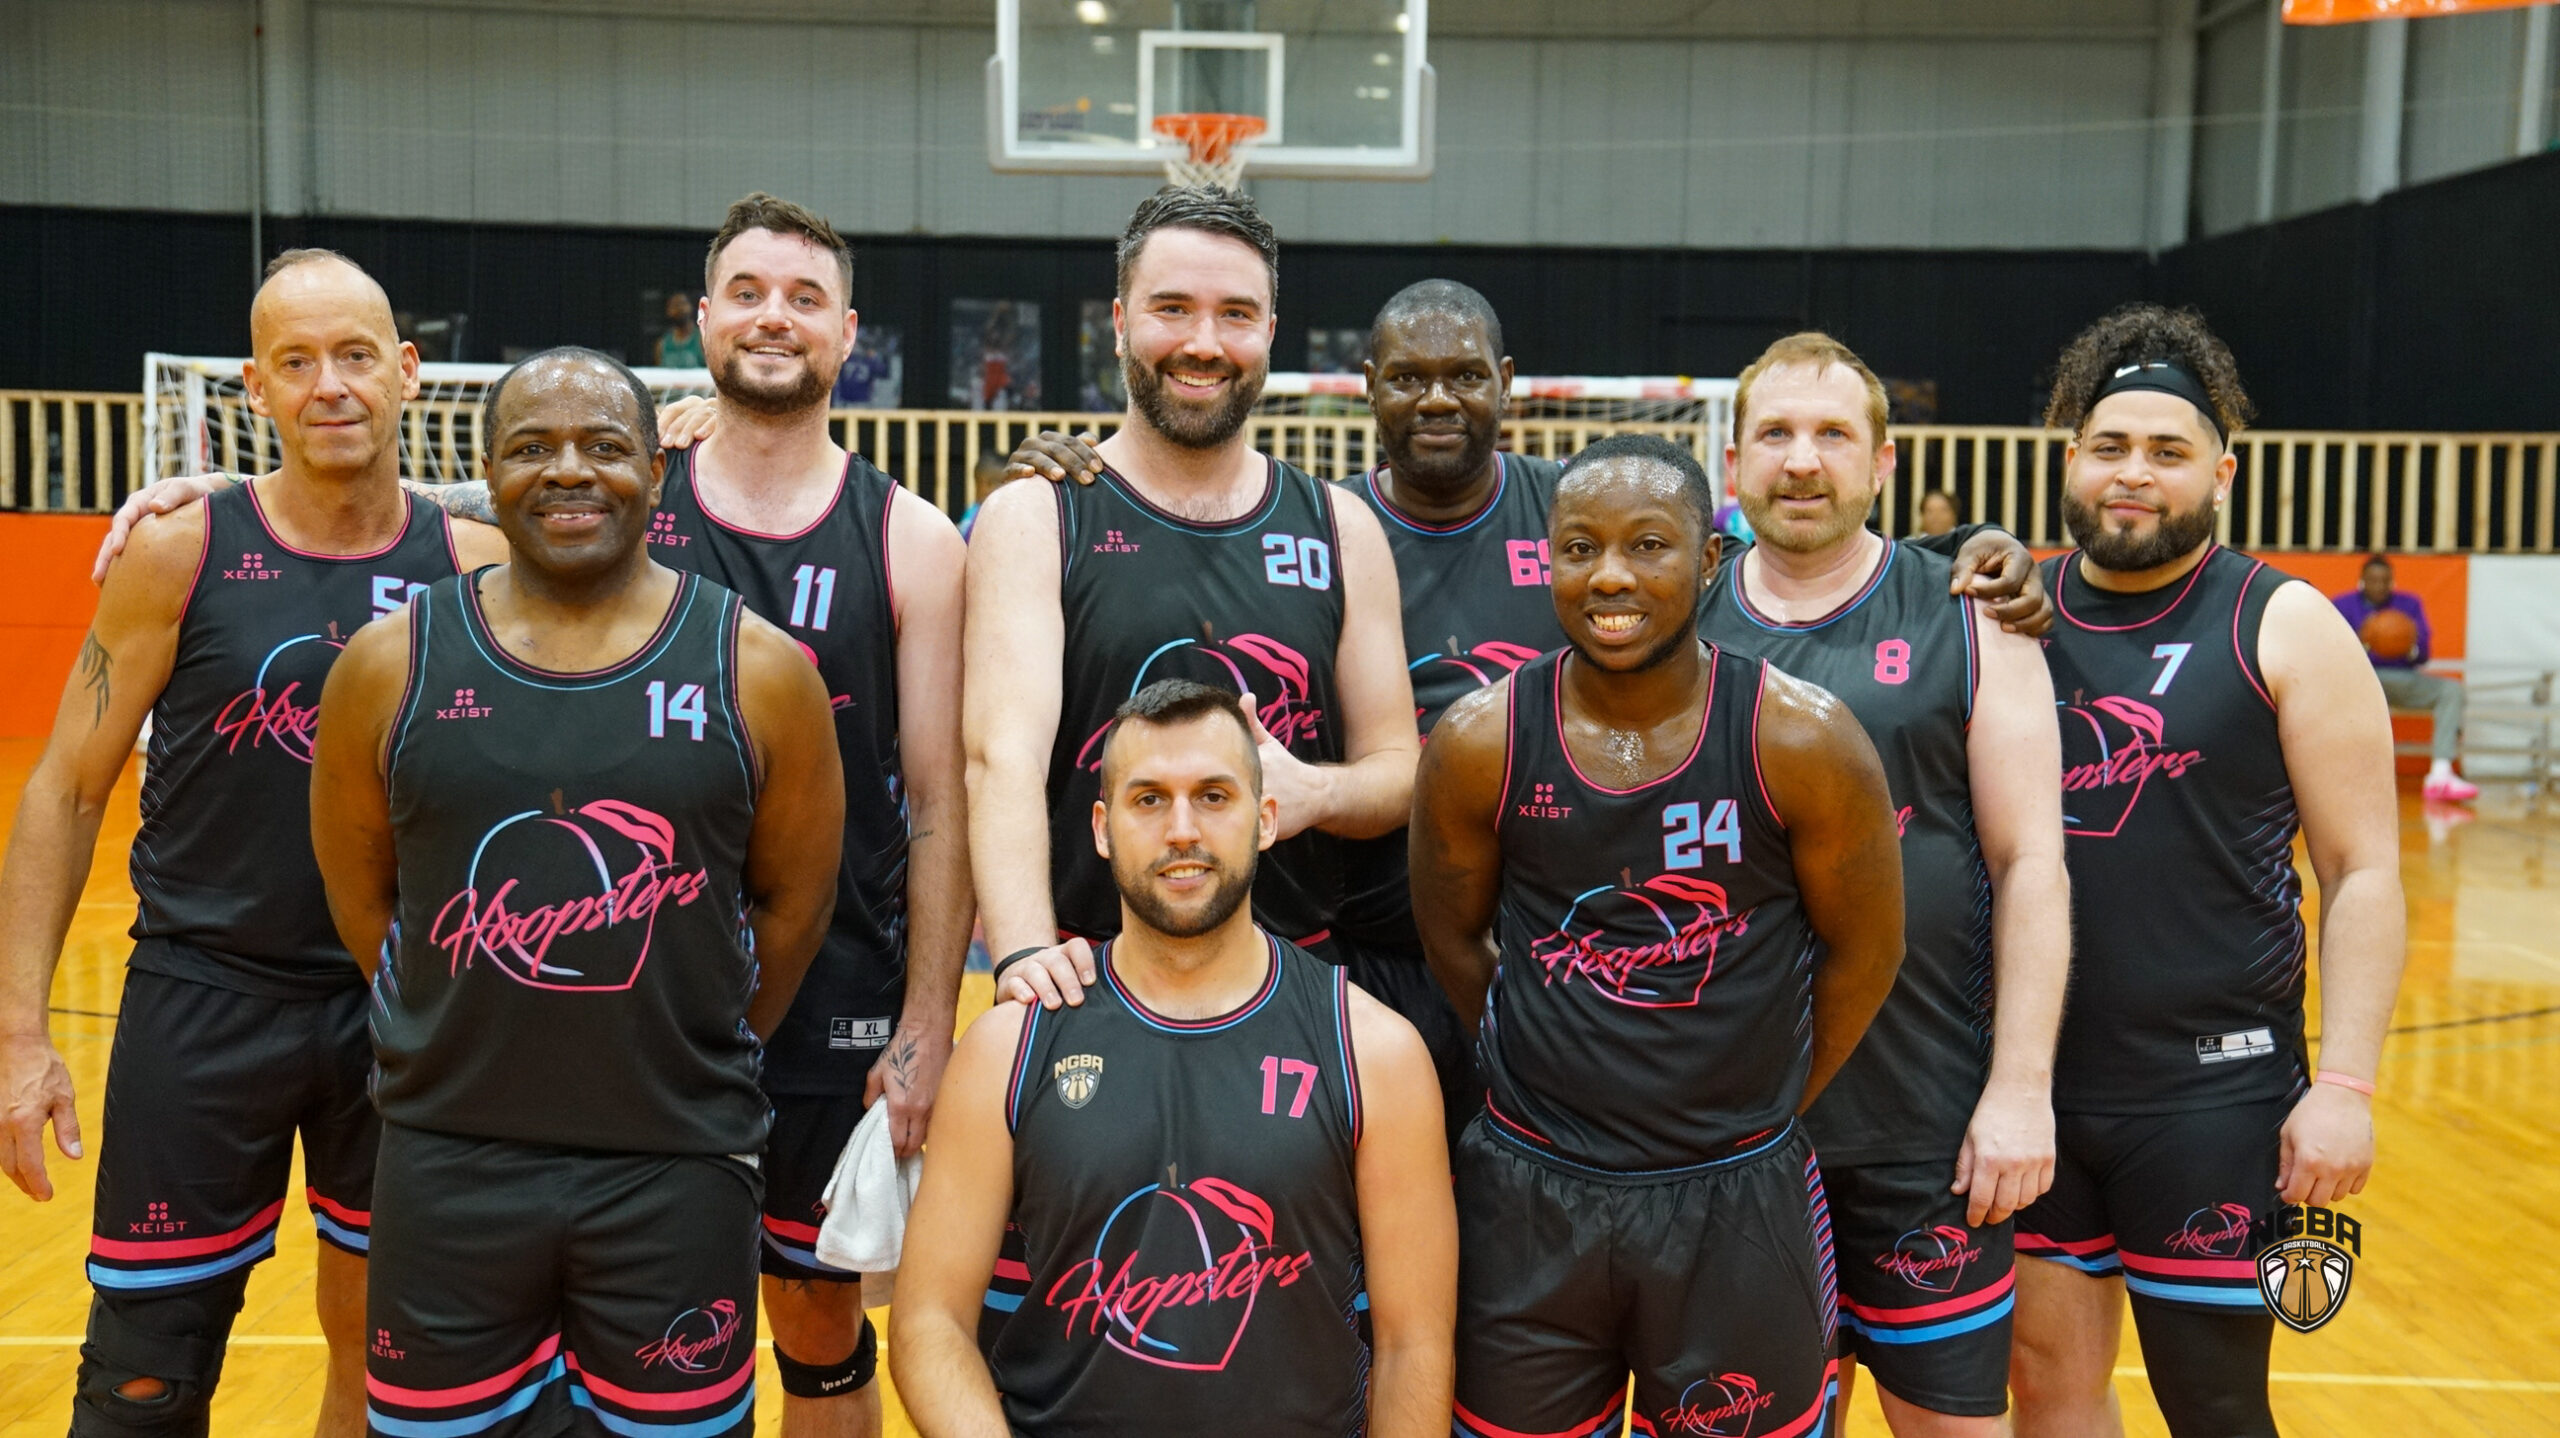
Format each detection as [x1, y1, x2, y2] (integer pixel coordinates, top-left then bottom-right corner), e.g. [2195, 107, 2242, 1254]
[992, 947, 1050, 983]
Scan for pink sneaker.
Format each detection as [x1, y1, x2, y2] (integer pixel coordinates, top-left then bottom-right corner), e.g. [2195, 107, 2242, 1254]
[2423, 772, 2480, 802]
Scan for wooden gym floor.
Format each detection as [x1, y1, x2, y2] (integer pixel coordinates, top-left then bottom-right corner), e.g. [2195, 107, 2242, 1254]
[0, 736, 2553, 1437]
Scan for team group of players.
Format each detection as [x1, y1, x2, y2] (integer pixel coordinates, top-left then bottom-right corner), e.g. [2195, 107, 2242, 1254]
[0, 182, 2403, 1438]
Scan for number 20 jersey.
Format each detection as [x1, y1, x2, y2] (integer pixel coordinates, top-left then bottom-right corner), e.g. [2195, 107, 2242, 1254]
[1050, 460, 1347, 944]
[1482, 645, 1816, 1173]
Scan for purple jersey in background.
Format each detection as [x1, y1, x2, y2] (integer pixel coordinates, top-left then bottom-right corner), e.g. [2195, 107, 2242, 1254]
[2330, 588, 2431, 668]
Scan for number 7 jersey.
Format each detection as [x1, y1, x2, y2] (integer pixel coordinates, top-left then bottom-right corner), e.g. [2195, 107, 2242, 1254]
[1481, 645, 1816, 1173]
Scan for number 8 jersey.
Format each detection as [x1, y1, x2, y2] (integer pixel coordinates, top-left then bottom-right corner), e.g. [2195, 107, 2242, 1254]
[1481, 645, 1817, 1173]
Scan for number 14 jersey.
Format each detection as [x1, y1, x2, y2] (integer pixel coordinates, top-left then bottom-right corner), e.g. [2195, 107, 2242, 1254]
[1482, 646, 1815, 1173]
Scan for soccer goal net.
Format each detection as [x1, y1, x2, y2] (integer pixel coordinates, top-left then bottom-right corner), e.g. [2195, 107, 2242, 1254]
[143, 353, 718, 486]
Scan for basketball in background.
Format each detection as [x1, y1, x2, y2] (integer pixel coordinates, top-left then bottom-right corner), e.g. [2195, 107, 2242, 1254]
[2360, 608, 2420, 661]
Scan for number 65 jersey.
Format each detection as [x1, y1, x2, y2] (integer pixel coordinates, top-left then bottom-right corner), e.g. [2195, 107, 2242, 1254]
[1481, 645, 1816, 1174]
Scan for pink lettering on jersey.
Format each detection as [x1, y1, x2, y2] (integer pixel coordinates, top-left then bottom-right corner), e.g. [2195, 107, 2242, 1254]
[1042, 1175, 1314, 1372]
[427, 799, 710, 992]
[1074, 634, 1327, 770]
[211, 634, 346, 764]
[2057, 693, 2206, 838]
[1527, 872, 1755, 1009]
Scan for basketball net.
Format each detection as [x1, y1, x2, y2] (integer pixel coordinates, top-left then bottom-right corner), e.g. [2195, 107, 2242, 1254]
[1154, 112, 1266, 190]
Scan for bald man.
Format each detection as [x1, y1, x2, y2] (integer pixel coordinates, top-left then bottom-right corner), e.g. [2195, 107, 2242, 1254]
[0, 249, 505, 1438]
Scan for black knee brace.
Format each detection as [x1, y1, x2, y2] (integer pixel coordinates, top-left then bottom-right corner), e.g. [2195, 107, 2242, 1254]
[2127, 1298, 2278, 1438]
[70, 1281, 248, 1438]
[773, 1313, 878, 1400]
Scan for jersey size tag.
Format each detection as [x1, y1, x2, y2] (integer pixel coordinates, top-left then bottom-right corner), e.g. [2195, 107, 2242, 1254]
[2195, 1027, 2276, 1064]
[828, 1017, 894, 1051]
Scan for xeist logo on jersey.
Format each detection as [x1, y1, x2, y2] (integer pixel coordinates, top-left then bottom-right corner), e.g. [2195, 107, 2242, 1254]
[2255, 1204, 2361, 1333]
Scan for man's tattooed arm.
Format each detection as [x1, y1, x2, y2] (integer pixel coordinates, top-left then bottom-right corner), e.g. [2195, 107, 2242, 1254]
[404, 479, 496, 524]
[76, 634, 111, 728]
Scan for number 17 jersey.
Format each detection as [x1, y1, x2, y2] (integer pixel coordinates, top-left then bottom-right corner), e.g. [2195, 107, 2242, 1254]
[1482, 646, 1815, 1173]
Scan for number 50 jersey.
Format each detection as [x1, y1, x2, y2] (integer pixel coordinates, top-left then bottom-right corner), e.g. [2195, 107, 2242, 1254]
[1481, 646, 1816, 1174]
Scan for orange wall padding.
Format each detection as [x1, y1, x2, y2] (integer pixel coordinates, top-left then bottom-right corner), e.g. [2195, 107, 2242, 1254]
[0, 515, 112, 739]
[2284, 0, 2553, 24]
[2259, 552, 2468, 774]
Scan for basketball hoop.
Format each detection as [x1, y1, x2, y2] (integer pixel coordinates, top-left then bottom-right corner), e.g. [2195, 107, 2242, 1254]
[1153, 112, 1267, 190]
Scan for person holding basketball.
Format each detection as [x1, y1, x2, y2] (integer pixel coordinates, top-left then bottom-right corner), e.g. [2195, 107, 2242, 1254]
[2333, 555, 2475, 802]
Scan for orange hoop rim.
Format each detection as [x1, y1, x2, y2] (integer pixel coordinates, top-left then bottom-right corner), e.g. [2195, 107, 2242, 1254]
[1152, 111, 1269, 165]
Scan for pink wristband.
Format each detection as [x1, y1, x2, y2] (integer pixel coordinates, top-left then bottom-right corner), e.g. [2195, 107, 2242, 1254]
[2315, 1069, 2376, 1096]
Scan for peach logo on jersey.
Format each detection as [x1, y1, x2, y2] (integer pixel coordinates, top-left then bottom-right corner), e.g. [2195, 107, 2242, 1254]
[635, 1299, 743, 1373]
[1413, 639, 1545, 700]
[213, 634, 345, 763]
[2165, 1203, 2257, 1258]
[2057, 693, 2206, 838]
[1879, 1225, 1983, 1292]
[1656, 1374, 1776, 1435]
[1044, 1173, 1313, 1372]
[427, 798, 710, 992]
[1527, 872, 1754, 1008]
[1075, 634, 1326, 767]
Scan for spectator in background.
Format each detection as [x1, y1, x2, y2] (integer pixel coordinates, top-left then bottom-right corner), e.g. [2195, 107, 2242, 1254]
[656, 291, 704, 367]
[1918, 486, 1959, 536]
[958, 451, 1014, 541]
[2334, 554, 2477, 802]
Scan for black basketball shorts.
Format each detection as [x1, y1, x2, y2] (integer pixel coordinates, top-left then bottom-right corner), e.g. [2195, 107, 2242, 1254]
[86, 969, 377, 1297]
[2013, 1096, 2290, 1312]
[758, 1091, 869, 1282]
[1452, 1118, 1837, 1438]
[1822, 1157, 2015, 1417]
[364, 1123, 763, 1438]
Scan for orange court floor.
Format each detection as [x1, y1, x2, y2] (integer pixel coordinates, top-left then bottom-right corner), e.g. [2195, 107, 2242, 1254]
[0, 735, 2554, 1437]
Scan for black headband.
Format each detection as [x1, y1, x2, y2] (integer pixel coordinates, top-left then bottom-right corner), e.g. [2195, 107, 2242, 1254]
[2088, 358, 2225, 443]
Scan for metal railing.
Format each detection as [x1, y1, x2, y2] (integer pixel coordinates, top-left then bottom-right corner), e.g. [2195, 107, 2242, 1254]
[8, 389, 2556, 553]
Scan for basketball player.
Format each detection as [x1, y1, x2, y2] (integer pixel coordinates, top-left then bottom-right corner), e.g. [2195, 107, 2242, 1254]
[653, 193, 969, 1436]
[2006, 306, 2404, 1438]
[1699, 333, 2070, 1435]
[309, 346, 844, 1438]
[992, 286, 2051, 1135]
[0, 250, 503, 1438]
[964, 186, 1417, 1010]
[891, 680, 1455, 1437]
[1409, 433, 1907, 1438]
[87, 196, 973, 1436]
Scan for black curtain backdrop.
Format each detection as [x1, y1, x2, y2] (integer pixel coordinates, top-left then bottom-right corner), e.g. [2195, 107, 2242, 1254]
[3, 146, 2549, 430]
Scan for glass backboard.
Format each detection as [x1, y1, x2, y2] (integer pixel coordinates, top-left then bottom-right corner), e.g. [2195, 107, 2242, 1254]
[990, 0, 1433, 179]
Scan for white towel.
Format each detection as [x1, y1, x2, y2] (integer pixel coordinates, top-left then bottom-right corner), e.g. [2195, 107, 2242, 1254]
[813, 1101, 922, 1274]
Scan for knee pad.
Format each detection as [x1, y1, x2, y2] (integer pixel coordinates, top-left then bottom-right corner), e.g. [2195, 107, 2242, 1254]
[773, 1314, 877, 1400]
[71, 1283, 246, 1438]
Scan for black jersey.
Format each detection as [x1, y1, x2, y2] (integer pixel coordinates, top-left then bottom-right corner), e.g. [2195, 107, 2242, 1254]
[1696, 538, 1990, 1166]
[129, 482, 456, 998]
[652, 448, 906, 1093]
[2041, 547, 2307, 1114]
[1337, 454, 1566, 953]
[992, 932, 1368, 1438]
[1052, 461, 1347, 944]
[1481, 646, 1815, 1173]
[372, 570, 768, 1155]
